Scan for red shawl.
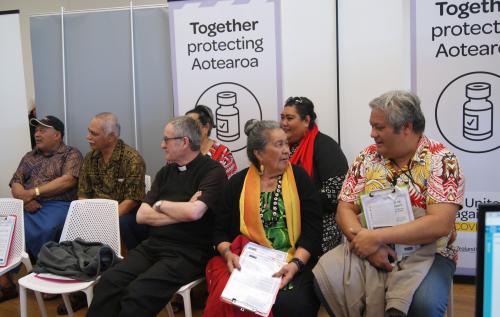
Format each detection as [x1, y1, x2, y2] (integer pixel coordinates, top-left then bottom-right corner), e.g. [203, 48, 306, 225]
[289, 124, 318, 177]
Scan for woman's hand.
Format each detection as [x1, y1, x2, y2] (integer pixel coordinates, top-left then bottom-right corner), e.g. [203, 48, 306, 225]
[224, 251, 241, 273]
[273, 262, 299, 288]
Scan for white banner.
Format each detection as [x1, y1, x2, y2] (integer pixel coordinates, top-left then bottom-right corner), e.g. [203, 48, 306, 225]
[168, 0, 281, 168]
[413, 0, 500, 276]
[0, 11, 30, 197]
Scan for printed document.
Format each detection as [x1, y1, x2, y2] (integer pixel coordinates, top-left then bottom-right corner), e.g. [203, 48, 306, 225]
[221, 242, 287, 316]
[0, 215, 16, 267]
[360, 186, 418, 260]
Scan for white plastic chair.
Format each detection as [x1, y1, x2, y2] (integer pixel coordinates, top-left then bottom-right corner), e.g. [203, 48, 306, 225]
[0, 198, 32, 276]
[165, 278, 204, 317]
[18, 199, 121, 317]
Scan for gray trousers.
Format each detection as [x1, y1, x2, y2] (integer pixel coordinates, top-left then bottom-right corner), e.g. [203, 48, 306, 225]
[313, 241, 436, 317]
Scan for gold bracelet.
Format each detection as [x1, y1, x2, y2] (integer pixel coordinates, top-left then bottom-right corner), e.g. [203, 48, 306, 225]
[34, 187, 40, 197]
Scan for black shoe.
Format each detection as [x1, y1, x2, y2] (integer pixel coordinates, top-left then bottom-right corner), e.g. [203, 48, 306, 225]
[57, 292, 87, 315]
[171, 301, 184, 313]
[0, 285, 18, 303]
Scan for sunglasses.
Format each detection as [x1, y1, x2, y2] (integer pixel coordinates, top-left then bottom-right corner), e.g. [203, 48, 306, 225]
[285, 96, 304, 105]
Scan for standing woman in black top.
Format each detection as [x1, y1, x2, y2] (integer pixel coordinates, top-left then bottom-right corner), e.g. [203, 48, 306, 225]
[281, 96, 348, 253]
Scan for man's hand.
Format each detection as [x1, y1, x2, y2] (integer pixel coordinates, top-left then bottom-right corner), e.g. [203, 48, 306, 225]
[12, 186, 35, 204]
[273, 262, 300, 288]
[365, 245, 397, 272]
[189, 191, 202, 203]
[350, 227, 383, 258]
[24, 200, 42, 213]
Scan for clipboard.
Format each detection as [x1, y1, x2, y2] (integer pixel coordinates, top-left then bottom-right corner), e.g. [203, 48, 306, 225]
[0, 215, 17, 267]
[359, 186, 418, 261]
[360, 186, 414, 229]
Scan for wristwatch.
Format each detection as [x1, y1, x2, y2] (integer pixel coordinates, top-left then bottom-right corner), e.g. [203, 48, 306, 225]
[153, 200, 163, 210]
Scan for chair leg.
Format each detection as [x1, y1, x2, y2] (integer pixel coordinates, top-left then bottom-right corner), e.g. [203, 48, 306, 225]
[165, 302, 175, 317]
[62, 293, 75, 317]
[19, 285, 28, 317]
[181, 291, 193, 317]
[21, 255, 33, 273]
[34, 291, 48, 317]
[84, 287, 94, 306]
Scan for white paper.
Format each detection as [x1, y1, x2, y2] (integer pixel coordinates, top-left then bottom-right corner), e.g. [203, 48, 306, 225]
[34, 273, 80, 283]
[221, 242, 287, 316]
[0, 215, 16, 266]
[360, 187, 418, 260]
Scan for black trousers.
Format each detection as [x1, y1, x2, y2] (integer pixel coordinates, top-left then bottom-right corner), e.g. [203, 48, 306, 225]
[272, 268, 320, 317]
[87, 238, 210, 317]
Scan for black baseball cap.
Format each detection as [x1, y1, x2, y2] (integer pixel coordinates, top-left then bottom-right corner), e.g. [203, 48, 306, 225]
[30, 115, 65, 137]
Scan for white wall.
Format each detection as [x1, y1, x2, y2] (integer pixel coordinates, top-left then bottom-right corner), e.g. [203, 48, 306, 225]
[338, 0, 412, 163]
[281, 0, 339, 141]
[0, 12, 31, 197]
[0, 0, 161, 110]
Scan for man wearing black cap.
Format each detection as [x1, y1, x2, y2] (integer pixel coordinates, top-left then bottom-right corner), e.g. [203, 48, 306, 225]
[1, 115, 83, 301]
[12, 115, 82, 251]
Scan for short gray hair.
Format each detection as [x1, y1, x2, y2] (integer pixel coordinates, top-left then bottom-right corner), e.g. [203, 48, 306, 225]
[169, 116, 201, 151]
[244, 119, 280, 167]
[369, 90, 425, 133]
[94, 112, 121, 137]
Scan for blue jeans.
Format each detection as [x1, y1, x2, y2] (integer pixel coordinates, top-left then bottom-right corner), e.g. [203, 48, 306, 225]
[408, 254, 455, 317]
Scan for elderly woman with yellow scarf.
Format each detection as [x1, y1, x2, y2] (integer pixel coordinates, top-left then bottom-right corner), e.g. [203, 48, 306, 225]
[203, 120, 323, 317]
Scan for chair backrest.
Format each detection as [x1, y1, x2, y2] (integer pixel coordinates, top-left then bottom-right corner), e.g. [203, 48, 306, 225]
[0, 198, 25, 266]
[60, 199, 121, 256]
[145, 174, 152, 193]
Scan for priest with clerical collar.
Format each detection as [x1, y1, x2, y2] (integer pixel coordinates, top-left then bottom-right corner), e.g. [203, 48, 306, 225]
[87, 115, 227, 317]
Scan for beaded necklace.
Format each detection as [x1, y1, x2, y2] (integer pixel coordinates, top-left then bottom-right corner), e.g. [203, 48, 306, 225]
[259, 175, 284, 228]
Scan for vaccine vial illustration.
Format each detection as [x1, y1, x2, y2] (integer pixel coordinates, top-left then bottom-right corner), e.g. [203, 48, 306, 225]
[463, 82, 493, 141]
[216, 91, 240, 142]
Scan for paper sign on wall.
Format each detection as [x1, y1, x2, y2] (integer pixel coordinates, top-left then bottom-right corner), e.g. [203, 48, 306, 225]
[412, 0, 500, 276]
[168, 0, 282, 168]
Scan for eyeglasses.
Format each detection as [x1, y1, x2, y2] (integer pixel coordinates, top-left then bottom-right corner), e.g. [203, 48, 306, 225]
[162, 136, 185, 143]
[285, 96, 303, 105]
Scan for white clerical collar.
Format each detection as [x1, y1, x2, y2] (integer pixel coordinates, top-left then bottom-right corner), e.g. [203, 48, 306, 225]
[177, 165, 187, 172]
